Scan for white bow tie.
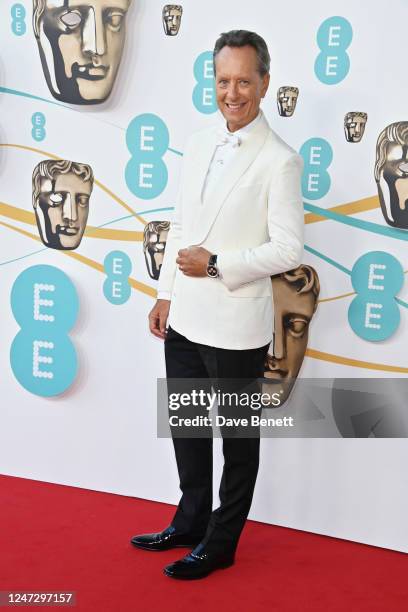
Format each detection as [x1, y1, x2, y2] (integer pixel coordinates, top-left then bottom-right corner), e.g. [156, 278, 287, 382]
[216, 129, 241, 148]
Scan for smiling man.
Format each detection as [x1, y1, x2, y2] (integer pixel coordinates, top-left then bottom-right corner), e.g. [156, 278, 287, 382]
[33, 0, 132, 104]
[131, 30, 304, 579]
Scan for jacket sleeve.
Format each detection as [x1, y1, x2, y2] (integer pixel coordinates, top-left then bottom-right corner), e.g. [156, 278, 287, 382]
[156, 146, 188, 300]
[217, 153, 304, 291]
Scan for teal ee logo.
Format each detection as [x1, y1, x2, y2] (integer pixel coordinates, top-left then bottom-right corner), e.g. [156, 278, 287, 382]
[299, 138, 333, 200]
[11, 3, 26, 36]
[315, 16, 352, 84]
[192, 51, 217, 114]
[125, 113, 169, 199]
[348, 251, 404, 341]
[10, 265, 79, 396]
[32, 112, 46, 142]
[103, 251, 132, 305]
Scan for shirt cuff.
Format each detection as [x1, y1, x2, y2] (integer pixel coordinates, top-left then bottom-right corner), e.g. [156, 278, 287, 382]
[157, 292, 172, 301]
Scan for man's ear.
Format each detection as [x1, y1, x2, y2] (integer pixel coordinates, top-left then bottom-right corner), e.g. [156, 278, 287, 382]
[261, 73, 270, 98]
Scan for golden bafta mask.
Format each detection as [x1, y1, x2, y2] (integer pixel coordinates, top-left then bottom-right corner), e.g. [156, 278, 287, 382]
[32, 159, 94, 250]
[143, 221, 170, 280]
[277, 86, 299, 117]
[344, 112, 367, 143]
[162, 4, 183, 36]
[263, 265, 320, 406]
[375, 121, 408, 229]
[33, 0, 132, 104]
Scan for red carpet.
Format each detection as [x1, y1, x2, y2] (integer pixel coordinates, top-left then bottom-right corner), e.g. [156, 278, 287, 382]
[0, 474, 406, 611]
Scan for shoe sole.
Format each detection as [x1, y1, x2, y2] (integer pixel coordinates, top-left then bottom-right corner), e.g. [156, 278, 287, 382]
[130, 542, 202, 552]
[163, 561, 234, 580]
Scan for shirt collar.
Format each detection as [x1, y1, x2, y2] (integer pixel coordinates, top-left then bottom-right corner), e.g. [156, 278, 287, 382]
[222, 109, 263, 140]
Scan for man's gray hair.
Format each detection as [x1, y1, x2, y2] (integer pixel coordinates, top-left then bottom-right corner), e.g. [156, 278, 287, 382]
[213, 30, 270, 76]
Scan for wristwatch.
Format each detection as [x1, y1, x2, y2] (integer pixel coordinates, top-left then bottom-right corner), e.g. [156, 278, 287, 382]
[206, 254, 219, 278]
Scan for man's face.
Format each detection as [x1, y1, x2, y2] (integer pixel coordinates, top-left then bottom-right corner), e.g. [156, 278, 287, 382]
[35, 171, 92, 249]
[345, 113, 367, 142]
[143, 222, 170, 280]
[215, 45, 270, 132]
[36, 0, 131, 104]
[263, 276, 316, 405]
[277, 87, 298, 117]
[377, 140, 408, 228]
[162, 5, 182, 36]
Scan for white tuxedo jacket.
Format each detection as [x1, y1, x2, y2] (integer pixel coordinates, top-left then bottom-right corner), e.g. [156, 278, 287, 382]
[157, 112, 304, 350]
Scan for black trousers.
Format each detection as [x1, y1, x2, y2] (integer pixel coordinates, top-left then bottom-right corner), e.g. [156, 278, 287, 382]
[164, 325, 269, 555]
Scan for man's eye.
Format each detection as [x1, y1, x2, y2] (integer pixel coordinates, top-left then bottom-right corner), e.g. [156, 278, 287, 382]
[240, 81, 249, 85]
[49, 193, 63, 205]
[106, 11, 124, 29]
[60, 11, 82, 28]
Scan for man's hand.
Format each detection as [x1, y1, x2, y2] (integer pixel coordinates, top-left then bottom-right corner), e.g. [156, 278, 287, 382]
[176, 246, 211, 277]
[149, 299, 170, 339]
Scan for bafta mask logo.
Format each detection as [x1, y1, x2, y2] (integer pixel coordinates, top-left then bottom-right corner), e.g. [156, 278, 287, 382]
[143, 220, 170, 280]
[32, 159, 94, 250]
[375, 121, 408, 229]
[277, 86, 299, 117]
[344, 112, 367, 143]
[33, 0, 132, 105]
[162, 4, 183, 36]
[263, 265, 320, 406]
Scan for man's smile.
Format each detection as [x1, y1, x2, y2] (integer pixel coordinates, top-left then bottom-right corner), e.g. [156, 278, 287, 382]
[225, 102, 247, 112]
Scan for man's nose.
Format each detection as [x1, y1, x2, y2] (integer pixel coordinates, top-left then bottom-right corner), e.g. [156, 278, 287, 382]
[226, 82, 239, 99]
[62, 194, 78, 223]
[82, 7, 106, 56]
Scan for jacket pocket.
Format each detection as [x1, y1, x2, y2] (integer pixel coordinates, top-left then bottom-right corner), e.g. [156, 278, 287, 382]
[224, 277, 272, 298]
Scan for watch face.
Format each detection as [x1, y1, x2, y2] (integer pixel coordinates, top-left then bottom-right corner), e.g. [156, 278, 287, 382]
[207, 265, 218, 278]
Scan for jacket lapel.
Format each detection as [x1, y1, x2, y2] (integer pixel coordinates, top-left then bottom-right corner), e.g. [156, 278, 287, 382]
[190, 113, 271, 244]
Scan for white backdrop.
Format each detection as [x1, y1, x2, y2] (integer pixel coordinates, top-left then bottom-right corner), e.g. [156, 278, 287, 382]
[0, 0, 407, 553]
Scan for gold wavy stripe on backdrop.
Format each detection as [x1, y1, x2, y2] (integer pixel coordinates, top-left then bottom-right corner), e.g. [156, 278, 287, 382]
[305, 195, 380, 223]
[0, 202, 143, 241]
[0, 143, 147, 226]
[306, 348, 408, 373]
[1, 144, 380, 226]
[317, 291, 356, 303]
[1, 220, 407, 371]
[0, 219, 156, 298]
[1, 144, 405, 304]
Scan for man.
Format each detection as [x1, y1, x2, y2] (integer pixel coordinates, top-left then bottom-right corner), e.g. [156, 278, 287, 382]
[33, 0, 132, 104]
[131, 30, 304, 579]
[32, 159, 93, 250]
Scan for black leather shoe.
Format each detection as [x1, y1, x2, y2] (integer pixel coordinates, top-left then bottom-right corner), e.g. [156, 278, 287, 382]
[130, 526, 203, 551]
[163, 543, 235, 579]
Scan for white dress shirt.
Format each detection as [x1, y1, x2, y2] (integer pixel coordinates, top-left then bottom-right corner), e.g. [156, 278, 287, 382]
[201, 110, 263, 203]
